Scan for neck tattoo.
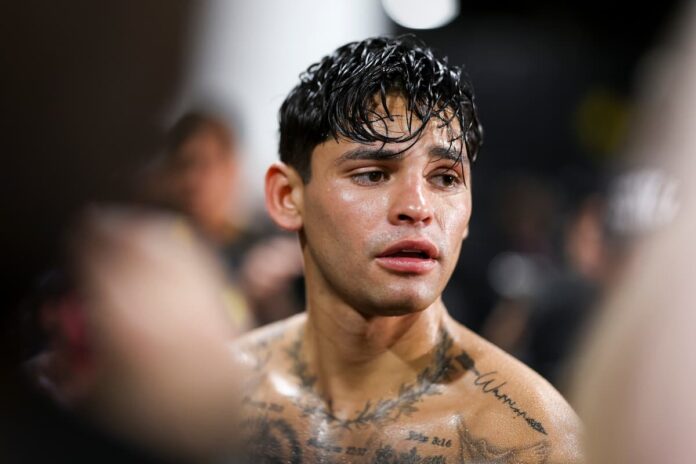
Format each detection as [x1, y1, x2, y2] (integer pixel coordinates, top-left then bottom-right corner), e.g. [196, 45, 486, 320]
[285, 327, 457, 429]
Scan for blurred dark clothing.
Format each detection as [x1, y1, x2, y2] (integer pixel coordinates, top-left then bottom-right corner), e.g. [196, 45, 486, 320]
[443, 237, 498, 333]
[525, 272, 600, 391]
[2, 376, 172, 464]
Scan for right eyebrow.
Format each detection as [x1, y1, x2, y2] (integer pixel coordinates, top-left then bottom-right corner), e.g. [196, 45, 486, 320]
[335, 147, 403, 166]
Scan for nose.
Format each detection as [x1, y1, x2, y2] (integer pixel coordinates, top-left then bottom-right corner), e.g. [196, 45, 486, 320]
[388, 176, 433, 226]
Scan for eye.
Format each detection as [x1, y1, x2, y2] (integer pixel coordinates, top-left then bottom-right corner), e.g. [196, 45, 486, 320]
[351, 170, 388, 186]
[431, 172, 462, 189]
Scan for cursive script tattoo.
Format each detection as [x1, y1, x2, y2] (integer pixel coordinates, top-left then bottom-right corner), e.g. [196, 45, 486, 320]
[455, 352, 548, 435]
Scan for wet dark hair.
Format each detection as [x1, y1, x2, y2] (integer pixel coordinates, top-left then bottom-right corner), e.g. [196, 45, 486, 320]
[279, 35, 483, 182]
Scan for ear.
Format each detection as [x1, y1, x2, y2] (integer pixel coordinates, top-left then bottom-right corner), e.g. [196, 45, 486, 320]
[462, 226, 469, 241]
[265, 162, 304, 231]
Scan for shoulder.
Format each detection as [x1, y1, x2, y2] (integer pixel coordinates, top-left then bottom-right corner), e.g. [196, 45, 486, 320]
[445, 318, 584, 463]
[232, 312, 306, 370]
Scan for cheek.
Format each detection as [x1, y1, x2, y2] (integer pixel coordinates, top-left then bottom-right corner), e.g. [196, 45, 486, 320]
[437, 195, 471, 239]
[309, 184, 387, 243]
[337, 187, 385, 220]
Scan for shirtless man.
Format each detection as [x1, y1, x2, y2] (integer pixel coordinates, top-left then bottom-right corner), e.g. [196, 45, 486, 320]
[236, 36, 583, 463]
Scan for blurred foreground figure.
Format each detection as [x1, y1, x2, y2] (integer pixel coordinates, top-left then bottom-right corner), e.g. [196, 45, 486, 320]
[32, 209, 245, 461]
[572, 3, 696, 463]
[0, 1, 254, 462]
[235, 35, 583, 463]
[143, 109, 304, 328]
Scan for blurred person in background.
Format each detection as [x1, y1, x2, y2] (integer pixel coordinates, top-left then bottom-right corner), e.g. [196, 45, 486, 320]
[147, 109, 242, 243]
[235, 35, 582, 463]
[520, 184, 606, 391]
[479, 174, 559, 356]
[524, 167, 677, 392]
[141, 108, 304, 329]
[478, 164, 678, 394]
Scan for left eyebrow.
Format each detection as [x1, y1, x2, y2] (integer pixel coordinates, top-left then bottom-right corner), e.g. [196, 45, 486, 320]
[335, 144, 464, 166]
[429, 145, 465, 163]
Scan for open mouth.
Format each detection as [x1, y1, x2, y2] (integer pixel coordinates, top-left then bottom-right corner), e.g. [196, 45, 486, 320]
[385, 250, 431, 259]
[375, 240, 439, 274]
[377, 239, 438, 260]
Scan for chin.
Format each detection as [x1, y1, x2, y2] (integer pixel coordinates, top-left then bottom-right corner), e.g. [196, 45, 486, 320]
[357, 291, 436, 317]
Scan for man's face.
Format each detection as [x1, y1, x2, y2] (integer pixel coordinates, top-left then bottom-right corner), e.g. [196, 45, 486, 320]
[299, 97, 471, 316]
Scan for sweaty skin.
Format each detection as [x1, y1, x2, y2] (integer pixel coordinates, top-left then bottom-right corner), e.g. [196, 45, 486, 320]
[235, 97, 583, 463]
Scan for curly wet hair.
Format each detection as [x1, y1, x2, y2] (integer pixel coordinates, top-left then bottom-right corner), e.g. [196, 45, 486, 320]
[279, 35, 483, 182]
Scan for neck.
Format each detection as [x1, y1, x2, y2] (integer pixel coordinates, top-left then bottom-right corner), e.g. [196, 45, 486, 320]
[300, 296, 449, 411]
[306, 298, 446, 361]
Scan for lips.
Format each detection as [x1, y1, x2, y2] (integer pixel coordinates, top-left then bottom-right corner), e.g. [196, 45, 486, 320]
[375, 239, 439, 274]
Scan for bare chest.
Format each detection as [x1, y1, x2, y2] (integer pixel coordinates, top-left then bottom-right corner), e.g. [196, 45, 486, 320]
[241, 397, 460, 463]
[240, 389, 549, 464]
[236, 325, 555, 463]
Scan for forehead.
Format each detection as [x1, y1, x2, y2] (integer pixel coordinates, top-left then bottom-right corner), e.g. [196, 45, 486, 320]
[307, 93, 469, 175]
[366, 93, 462, 141]
[313, 94, 466, 163]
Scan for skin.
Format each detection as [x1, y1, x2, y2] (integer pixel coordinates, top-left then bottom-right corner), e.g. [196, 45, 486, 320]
[235, 96, 583, 463]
